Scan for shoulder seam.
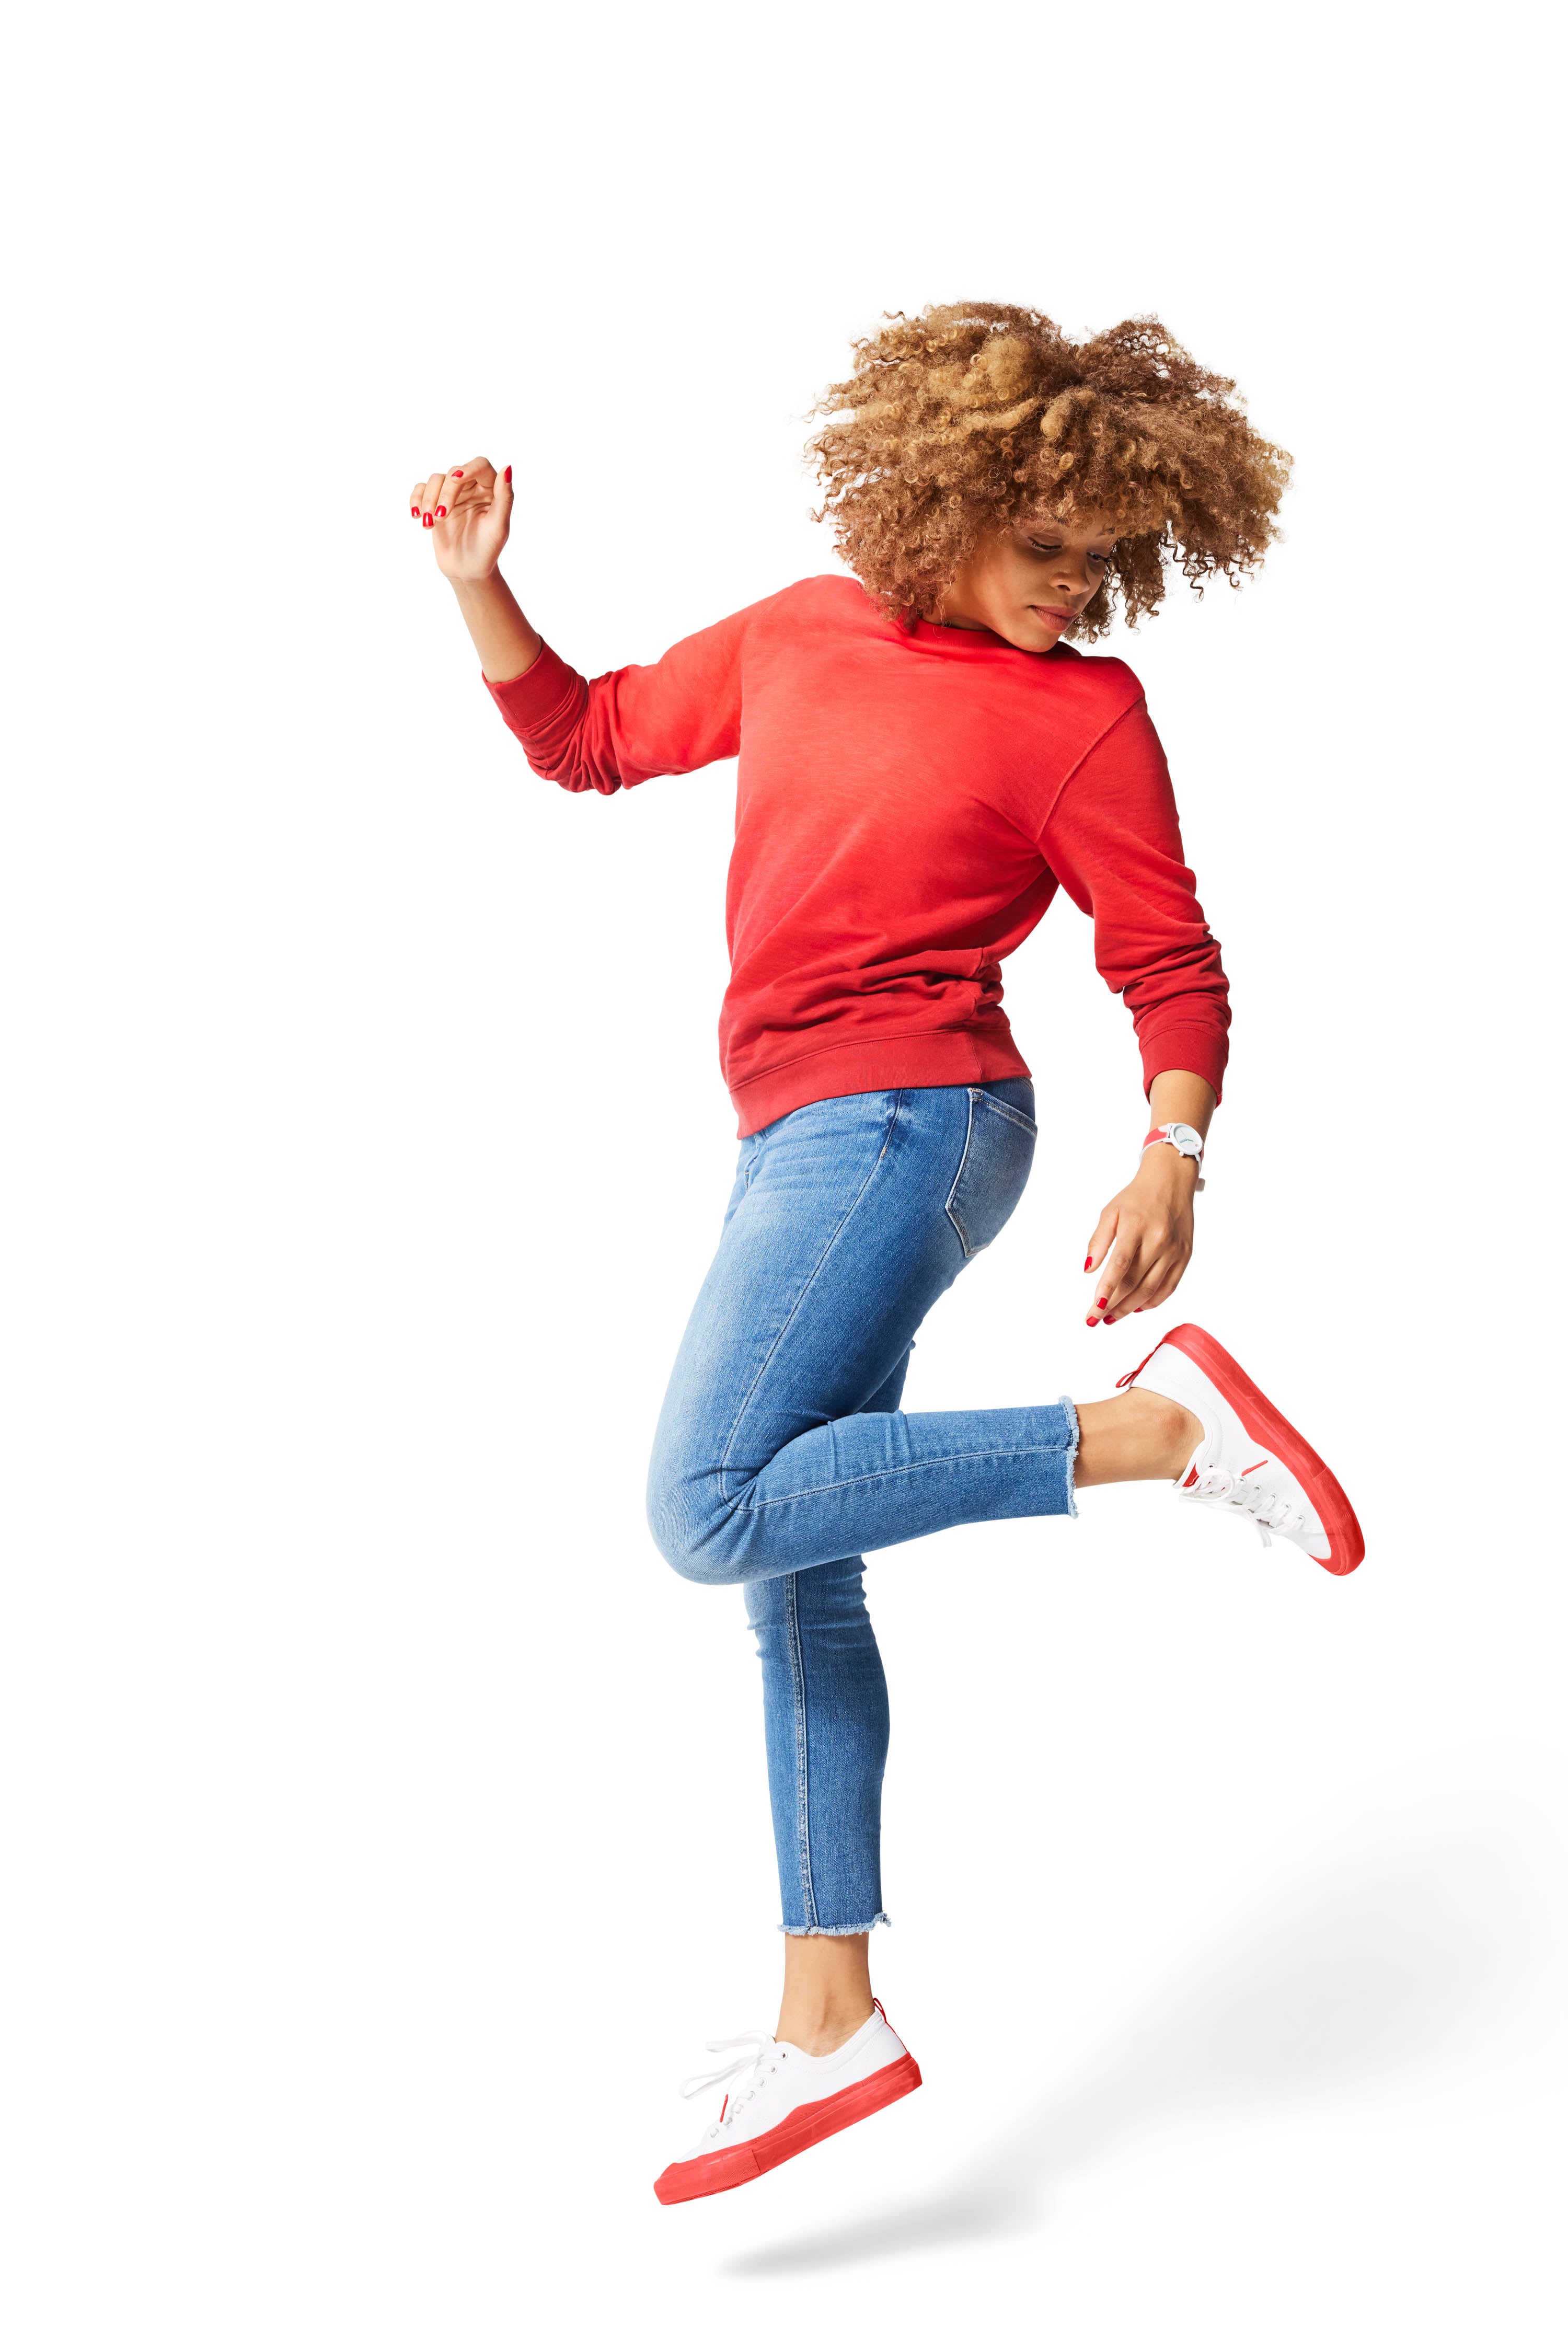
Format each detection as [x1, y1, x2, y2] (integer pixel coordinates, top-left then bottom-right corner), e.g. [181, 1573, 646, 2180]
[1031, 691, 1147, 845]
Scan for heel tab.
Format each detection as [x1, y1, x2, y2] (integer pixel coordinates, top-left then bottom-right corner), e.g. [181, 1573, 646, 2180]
[1115, 1322, 1209, 1392]
[1115, 1339, 1162, 1391]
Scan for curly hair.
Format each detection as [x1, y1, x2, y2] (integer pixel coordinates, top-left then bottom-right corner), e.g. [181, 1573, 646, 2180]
[807, 303, 1293, 641]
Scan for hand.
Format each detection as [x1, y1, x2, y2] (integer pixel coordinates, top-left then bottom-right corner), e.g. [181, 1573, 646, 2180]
[1083, 1148, 1197, 1328]
[408, 456, 513, 583]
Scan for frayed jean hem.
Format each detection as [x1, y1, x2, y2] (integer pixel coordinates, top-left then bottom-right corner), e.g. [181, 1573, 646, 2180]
[1059, 1393, 1080, 1520]
[778, 1912, 892, 1935]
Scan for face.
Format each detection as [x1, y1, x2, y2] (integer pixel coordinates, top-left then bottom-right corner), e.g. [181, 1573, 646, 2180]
[938, 506, 1120, 651]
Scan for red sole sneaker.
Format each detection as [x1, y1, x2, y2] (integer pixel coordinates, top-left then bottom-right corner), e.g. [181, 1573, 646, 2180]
[1155, 1323, 1365, 1575]
[653, 2052, 923, 2205]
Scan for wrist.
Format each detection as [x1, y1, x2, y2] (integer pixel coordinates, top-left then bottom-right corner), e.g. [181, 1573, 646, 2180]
[1135, 1145, 1198, 1188]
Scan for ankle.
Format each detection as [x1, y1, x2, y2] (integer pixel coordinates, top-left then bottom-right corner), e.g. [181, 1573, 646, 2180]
[1076, 1387, 1204, 1487]
[775, 2000, 875, 2058]
[1145, 1390, 1204, 1480]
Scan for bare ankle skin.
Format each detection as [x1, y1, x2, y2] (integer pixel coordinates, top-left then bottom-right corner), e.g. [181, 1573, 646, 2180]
[1074, 1387, 1203, 1488]
[776, 1932, 874, 2055]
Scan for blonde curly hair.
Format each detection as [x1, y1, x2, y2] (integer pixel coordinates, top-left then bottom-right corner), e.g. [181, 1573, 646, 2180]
[808, 302, 1293, 640]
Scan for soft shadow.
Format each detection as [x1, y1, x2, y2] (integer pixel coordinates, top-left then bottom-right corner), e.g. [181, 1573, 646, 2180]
[722, 1804, 1546, 2276]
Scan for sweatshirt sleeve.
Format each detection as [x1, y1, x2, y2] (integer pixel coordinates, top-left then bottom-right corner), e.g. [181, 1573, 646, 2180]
[482, 602, 750, 795]
[1037, 698, 1231, 1102]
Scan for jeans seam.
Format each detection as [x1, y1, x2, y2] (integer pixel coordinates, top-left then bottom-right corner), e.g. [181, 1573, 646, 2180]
[944, 1089, 981, 1255]
[717, 1091, 904, 1506]
[735, 1438, 1075, 1511]
[786, 1572, 817, 1931]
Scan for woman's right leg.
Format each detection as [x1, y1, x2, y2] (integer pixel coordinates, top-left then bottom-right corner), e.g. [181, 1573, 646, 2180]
[743, 1346, 912, 2048]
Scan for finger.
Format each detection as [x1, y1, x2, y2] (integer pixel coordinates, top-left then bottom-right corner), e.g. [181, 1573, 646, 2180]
[1088, 1234, 1140, 1327]
[1112, 1253, 1180, 1321]
[1099, 1231, 1164, 1324]
[1083, 1206, 1116, 1280]
[444, 462, 487, 514]
[1127, 1257, 1189, 1318]
[409, 479, 428, 521]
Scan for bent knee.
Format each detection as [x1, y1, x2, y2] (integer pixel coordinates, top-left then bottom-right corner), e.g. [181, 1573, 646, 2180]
[645, 1460, 750, 1586]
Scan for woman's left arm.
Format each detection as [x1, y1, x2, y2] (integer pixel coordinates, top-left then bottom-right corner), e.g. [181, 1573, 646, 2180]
[1036, 694, 1231, 1330]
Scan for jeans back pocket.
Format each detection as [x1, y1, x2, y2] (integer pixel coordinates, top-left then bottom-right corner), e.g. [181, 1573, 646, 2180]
[945, 1086, 1038, 1258]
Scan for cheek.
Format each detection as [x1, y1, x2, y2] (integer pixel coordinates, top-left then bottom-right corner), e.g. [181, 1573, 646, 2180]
[999, 551, 1044, 600]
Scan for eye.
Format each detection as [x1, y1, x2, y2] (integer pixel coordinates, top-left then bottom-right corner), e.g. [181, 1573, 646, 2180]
[1027, 538, 1113, 564]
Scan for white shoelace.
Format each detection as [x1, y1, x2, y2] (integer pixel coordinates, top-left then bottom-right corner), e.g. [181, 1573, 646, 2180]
[1184, 1465, 1307, 1548]
[679, 2032, 790, 2139]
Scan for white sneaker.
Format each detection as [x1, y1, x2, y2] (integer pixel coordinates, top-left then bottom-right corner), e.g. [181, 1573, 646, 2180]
[653, 1998, 921, 2205]
[1119, 1322, 1364, 1575]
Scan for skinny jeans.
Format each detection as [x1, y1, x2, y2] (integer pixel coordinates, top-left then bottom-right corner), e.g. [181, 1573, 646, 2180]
[645, 1080, 1078, 1935]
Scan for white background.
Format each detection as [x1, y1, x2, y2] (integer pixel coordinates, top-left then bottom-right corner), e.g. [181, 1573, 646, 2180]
[5, 1, 1562, 2343]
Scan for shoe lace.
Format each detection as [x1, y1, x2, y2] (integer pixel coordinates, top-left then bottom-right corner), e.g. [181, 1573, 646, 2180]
[679, 2032, 789, 2139]
[1185, 1466, 1306, 1549]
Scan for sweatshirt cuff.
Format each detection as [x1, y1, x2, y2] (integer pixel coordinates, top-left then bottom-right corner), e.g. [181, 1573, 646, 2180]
[1138, 1023, 1229, 1107]
[482, 640, 584, 735]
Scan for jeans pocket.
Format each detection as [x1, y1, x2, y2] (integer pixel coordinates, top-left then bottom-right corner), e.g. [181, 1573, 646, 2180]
[945, 1086, 1038, 1258]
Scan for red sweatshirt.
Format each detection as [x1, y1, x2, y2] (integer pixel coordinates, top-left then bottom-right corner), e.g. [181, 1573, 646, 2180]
[486, 575, 1229, 1136]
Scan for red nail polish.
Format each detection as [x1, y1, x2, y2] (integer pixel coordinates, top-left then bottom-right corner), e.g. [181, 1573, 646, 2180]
[1097, 1297, 1109, 1309]
[435, 505, 447, 518]
[1104, 1314, 1116, 1324]
[423, 513, 433, 527]
[503, 465, 512, 482]
[1083, 1257, 1092, 1272]
[410, 505, 419, 516]
[452, 469, 464, 478]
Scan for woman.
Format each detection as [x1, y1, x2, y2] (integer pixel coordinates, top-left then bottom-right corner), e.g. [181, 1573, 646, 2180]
[409, 303, 1362, 2205]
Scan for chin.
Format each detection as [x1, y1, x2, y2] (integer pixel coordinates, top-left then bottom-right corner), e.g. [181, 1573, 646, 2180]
[1012, 617, 1063, 652]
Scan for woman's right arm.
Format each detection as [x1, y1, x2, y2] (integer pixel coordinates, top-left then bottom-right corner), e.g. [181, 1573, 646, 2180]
[410, 455, 751, 797]
[411, 457, 539, 681]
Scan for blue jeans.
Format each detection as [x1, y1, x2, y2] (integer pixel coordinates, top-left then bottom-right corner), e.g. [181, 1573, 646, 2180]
[646, 1081, 1079, 1935]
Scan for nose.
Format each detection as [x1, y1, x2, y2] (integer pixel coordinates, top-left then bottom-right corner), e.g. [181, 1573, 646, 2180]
[1047, 550, 1091, 601]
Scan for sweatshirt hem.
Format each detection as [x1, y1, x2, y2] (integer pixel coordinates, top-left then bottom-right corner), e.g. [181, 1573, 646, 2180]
[729, 1028, 1033, 1137]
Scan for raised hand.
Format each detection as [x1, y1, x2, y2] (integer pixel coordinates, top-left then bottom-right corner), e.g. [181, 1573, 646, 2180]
[409, 457, 513, 583]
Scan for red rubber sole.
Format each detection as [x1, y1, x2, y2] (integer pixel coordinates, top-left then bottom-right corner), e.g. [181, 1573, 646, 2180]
[1161, 1323, 1365, 1576]
[653, 2051, 923, 2205]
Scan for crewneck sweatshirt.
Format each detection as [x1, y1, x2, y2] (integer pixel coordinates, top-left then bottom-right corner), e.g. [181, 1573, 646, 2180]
[485, 574, 1230, 1136]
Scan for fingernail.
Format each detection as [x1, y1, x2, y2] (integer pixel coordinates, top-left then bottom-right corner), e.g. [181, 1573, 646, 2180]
[1104, 1314, 1116, 1324]
[410, 505, 419, 517]
[503, 464, 512, 482]
[1083, 1257, 1092, 1272]
[452, 469, 464, 478]
[1086, 1315, 1098, 1327]
[423, 513, 433, 528]
[1097, 1297, 1109, 1309]
[435, 505, 447, 518]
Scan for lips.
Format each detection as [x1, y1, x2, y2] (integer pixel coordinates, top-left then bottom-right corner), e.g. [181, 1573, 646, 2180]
[1034, 606, 1077, 625]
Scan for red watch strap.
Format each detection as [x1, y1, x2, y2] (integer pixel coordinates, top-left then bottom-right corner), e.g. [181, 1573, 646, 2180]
[1143, 1124, 1203, 1159]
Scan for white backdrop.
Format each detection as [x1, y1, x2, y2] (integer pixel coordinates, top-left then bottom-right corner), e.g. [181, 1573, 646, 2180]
[5, 2, 1562, 2343]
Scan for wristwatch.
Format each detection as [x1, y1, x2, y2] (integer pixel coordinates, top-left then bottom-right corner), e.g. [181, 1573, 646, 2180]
[1142, 1122, 1206, 1188]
